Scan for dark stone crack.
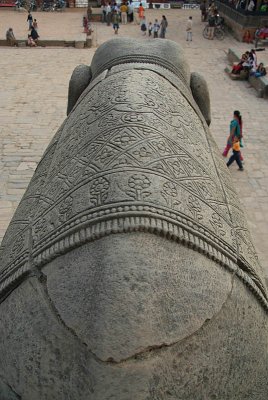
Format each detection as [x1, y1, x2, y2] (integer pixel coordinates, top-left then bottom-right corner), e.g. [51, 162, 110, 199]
[0, 375, 22, 400]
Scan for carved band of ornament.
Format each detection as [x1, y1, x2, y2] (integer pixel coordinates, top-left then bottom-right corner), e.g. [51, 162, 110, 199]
[91, 55, 189, 89]
[32, 204, 236, 259]
[0, 206, 267, 310]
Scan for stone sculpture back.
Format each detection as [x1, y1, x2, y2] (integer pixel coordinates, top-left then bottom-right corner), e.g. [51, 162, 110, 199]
[0, 38, 267, 399]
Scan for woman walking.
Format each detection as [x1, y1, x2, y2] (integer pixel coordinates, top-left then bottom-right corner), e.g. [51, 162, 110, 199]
[222, 110, 243, 161]
[159, 15, 168, 38]
[138, 2, 144, 20]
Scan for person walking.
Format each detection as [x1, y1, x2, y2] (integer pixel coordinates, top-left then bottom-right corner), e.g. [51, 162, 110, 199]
[138, 2, 144, 19]
[120, 2, 128, 24]
[226, 137, 244, 171]
[222, 110, 243, 161]
[159, 15, 168, 38]
[27, 12, 33, 30]
[112, 10, 120, 34]
[186, 16, 193, 41]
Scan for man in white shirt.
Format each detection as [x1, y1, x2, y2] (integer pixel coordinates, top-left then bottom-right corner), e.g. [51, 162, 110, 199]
[106, 3, 112, 26]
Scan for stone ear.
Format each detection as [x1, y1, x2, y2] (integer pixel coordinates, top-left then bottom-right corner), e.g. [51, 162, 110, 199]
[67, 65, 92, 116]
[190, 72, 211, 126]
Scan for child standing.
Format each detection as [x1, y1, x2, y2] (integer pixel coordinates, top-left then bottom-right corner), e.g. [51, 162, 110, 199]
[186, 16, 193, 41]
[32, 19, 38, 31]
[112, 10, 120, 34]
[148, 21, 153, 36]
[226, 137, 244, 171]
[140, 16, 147, 35]
[153, 19, 160, 38]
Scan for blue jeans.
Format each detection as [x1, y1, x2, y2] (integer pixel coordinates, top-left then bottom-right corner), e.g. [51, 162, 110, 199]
[227, 150, 243, 170]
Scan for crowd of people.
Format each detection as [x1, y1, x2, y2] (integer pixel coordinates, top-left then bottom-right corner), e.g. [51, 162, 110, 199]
[6, 11, 39, 47]
[101, 1, 140, 26]
[99, 1, 169, 38]
[140, 16, 168, 38]
[231, 49, 267, 78]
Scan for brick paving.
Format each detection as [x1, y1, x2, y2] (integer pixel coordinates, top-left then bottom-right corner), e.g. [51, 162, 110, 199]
[1, 8, 268, 280]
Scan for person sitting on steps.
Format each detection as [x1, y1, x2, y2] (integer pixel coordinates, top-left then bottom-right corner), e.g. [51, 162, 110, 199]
[6, 28, 18, 47]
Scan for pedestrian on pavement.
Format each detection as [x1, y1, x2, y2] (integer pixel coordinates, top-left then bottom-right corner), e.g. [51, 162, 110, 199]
[101, 3, 107, 23]
[159, 15, 168, 38]
[207, 10, 216, 39]
[140, 16, 147, 35]
[200, 0, 207, 21]
[223, 110, 243, 161]
[120, 1, 128, 24]
[106, 2, 112, 26]
[128, 0, 134, 22]
[83, 15, 89, 33]
[186, 16, 193, 41]
[112, 10, 120, 34]
[138, 2, 145, 19]
[153, 19, 160, 38]
[226, 137, 244, 171]
[134, 7, 140, 24]
[148, 21, 153, 36]
[208, 1, 216, 16]
[30, 26, 39, 44]
[6, 28, 18, 46]
[32, 18, 38, 31]
[87, 6, 93, 21]
[27, 12, 33, 30]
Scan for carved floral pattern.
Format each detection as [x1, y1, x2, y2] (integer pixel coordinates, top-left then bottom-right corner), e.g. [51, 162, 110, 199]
[126, 174, 151, 201]
[209, 212, 226, 236]
[187, 195, 203, 221]
[90, 177, 110, 206]
[161, 182, 180, 209]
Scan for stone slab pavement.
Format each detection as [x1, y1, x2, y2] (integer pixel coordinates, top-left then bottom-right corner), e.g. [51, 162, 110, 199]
[1, 8, 268, 281]
[0, 8, 87, 41]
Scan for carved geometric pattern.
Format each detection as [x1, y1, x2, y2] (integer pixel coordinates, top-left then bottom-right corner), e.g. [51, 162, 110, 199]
[0, 67, 267, 309]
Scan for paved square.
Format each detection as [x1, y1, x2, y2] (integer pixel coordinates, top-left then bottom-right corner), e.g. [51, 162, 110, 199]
[1, 8, 268, 280]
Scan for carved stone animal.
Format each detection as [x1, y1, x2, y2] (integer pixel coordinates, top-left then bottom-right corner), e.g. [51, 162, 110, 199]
[0, 38, 267, 400]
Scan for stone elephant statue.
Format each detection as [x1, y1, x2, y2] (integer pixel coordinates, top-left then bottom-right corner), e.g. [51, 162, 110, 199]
[0, 38, 267, 400]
